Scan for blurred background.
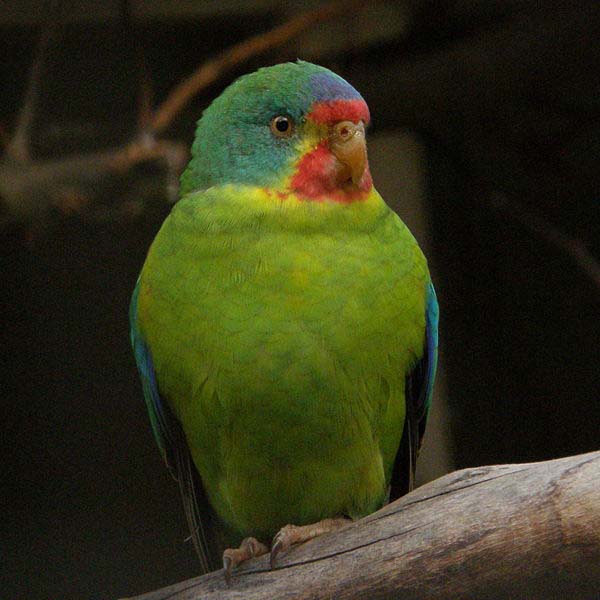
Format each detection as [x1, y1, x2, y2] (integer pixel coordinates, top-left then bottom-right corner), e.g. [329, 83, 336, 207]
[1, 1, 598, 598]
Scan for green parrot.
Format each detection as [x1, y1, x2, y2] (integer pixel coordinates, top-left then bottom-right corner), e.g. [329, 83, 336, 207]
[130, 60, 438, 577]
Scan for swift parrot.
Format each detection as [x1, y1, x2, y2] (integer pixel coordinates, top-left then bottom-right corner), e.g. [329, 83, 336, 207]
[130, 60, 438, 578]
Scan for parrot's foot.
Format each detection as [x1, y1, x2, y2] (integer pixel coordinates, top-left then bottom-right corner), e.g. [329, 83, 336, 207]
[222, 537, 269, 584]
[270, 517, 350, 567]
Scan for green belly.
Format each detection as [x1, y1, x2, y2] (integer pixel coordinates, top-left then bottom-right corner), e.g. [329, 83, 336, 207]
[138, 188, 427, 540]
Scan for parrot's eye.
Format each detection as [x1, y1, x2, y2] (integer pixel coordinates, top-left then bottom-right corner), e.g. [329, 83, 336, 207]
[270, 115, 294, 138]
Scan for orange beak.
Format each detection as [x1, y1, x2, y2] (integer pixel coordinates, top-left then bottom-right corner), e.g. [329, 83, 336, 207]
[329, 121, 367, 188]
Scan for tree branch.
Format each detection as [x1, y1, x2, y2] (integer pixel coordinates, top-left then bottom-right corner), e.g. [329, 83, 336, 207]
[0, 138, 188, 225]
[119, 0, 155, 135]
[5, 0, 62, 163]
[121, 451, 600, 600]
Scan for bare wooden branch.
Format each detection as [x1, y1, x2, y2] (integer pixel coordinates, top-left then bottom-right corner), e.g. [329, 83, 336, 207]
[149, 0, 362, 135]
[0, 137, 187, 224]
[121, 451, 600, 600]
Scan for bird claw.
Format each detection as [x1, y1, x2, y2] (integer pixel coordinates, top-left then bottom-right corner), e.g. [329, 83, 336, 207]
[222, 537, 269, 583]
[270, 525, 295, 568]
[270, 518, 350, 568]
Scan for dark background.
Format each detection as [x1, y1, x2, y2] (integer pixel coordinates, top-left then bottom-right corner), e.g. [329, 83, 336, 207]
[1, 2, 598, 599]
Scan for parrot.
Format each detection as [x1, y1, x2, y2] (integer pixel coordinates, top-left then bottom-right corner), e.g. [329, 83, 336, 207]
[130, 60, 438, 579]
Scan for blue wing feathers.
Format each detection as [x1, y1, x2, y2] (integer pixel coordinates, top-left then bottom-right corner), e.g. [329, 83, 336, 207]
[424, 280, 439, 416]
[129, 281, 174, 467]
[390, 279, 439, 498]
[130, 280, 215, 571]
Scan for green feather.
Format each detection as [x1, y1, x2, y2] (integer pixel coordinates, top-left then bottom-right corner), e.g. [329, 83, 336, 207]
[135, 186, 429, 541]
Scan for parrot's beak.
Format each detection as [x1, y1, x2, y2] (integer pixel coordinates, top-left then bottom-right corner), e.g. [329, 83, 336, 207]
[329, 121, 367, 188]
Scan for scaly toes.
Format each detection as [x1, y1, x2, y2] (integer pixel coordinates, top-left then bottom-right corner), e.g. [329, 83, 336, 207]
[270, 518, 350, 568]
[270, 524, 299, 568]
[222, 537, 269, 583]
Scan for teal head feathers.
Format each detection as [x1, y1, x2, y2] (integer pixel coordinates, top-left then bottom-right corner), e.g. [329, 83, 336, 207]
[180, 61, 372, 202]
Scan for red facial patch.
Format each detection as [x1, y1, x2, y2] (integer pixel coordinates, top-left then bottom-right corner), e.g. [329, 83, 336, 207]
[290, 140, 372, 203]
[308, 99, 370, 125]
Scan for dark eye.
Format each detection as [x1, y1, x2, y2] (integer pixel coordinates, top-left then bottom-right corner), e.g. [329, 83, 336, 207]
[270, 115, 294, 138]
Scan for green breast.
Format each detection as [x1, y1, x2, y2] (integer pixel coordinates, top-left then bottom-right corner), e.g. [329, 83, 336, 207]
[137, 186, 429, 540]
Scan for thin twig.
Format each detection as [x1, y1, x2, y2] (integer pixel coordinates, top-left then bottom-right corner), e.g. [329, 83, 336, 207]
[108, 137, 188, 173]
[150, 0, 361, 135]
[6, 0, 62, 163]
[120, 0, 155, 134]
[490, 192, 600, 291]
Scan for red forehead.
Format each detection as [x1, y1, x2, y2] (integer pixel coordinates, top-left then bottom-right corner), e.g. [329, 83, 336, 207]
[307, 99, 370, 124]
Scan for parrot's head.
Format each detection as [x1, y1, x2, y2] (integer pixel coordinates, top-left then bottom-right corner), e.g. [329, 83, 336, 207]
[181, 61, 372, 203]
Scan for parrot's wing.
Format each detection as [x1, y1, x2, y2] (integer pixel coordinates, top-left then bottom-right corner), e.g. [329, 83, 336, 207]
[129, 281, 217, 573]
[391, 280, 439, 499]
